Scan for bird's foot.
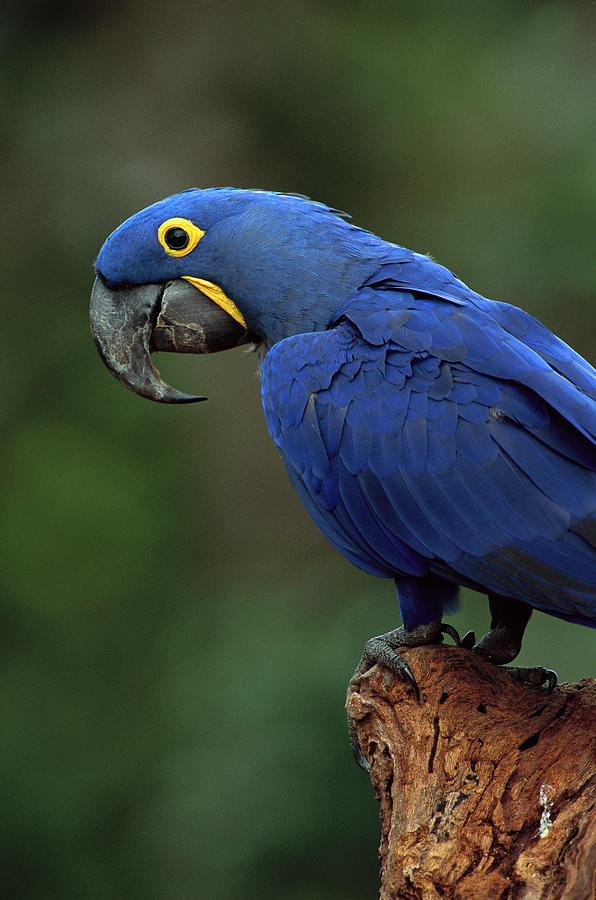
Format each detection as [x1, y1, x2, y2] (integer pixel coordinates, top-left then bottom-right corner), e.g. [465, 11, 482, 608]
[501, 665, 557, 691]
[462, 629, 557, 692]
[347, 621, 460, 771]
[351, 622, 461, 698]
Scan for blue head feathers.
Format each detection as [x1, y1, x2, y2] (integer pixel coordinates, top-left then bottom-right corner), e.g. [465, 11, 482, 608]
[95, 188, 385, 345]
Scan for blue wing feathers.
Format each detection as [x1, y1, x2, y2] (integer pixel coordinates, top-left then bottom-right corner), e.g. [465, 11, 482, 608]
[453, 420, 496, 466]
[299, 395, 331, 479]
[261, 278, 596, 629]
[490, 420, 594, 515]
[482, 300, 596, 398]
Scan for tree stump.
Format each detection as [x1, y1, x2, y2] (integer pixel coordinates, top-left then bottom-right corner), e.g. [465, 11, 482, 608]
[346, 645, 596, 899]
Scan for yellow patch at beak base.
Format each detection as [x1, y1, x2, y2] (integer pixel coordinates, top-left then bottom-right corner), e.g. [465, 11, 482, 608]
[182, 276, 247, 328]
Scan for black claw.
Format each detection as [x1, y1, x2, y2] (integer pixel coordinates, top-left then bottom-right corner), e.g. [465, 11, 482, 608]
[402, 662, 420, 701]
[461, 630, 476, 650]
[440, 623, 461, 646]
[545, 670, 558, 693]
[348, 717, 371, 773]
[352, 747, 371, 773]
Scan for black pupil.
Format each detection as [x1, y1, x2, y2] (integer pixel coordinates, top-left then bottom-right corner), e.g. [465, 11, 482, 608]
[165, 226, 190, 250]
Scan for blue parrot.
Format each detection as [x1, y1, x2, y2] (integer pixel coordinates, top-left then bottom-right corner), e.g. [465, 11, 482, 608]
[90, 188, 596, 765]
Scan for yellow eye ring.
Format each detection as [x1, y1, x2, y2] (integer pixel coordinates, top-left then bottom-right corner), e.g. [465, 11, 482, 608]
[157, 217, 205, 257]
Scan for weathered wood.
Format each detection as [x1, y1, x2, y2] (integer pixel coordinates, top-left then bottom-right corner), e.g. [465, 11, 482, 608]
[346, 645, 596, 899]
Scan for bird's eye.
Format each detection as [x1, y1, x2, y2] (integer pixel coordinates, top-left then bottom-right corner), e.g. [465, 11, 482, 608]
[157, 217, 205, 257]
[165, 227, 189, 250]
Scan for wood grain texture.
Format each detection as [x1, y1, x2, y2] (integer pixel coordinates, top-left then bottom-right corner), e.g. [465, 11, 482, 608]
[346, 646, 596, 899]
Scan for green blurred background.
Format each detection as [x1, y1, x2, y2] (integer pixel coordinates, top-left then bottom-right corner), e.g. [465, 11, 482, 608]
[3, 1, 596, 897]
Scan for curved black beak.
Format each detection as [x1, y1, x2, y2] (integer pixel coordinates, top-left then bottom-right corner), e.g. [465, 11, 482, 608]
[89, 277, 249, 403]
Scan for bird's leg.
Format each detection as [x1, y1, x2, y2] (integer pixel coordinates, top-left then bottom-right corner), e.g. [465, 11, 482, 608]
[347, 620, 459, 771]
[462, 593, 557, 691]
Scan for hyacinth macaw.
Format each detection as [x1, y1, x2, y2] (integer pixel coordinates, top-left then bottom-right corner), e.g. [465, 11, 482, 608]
[90, 188, 596, 765]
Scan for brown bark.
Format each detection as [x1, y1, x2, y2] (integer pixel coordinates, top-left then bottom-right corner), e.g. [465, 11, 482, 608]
[346, 646, 596, 899]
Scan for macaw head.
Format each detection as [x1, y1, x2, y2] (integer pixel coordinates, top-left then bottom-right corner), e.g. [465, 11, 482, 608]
[90, 187, 381, 402]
